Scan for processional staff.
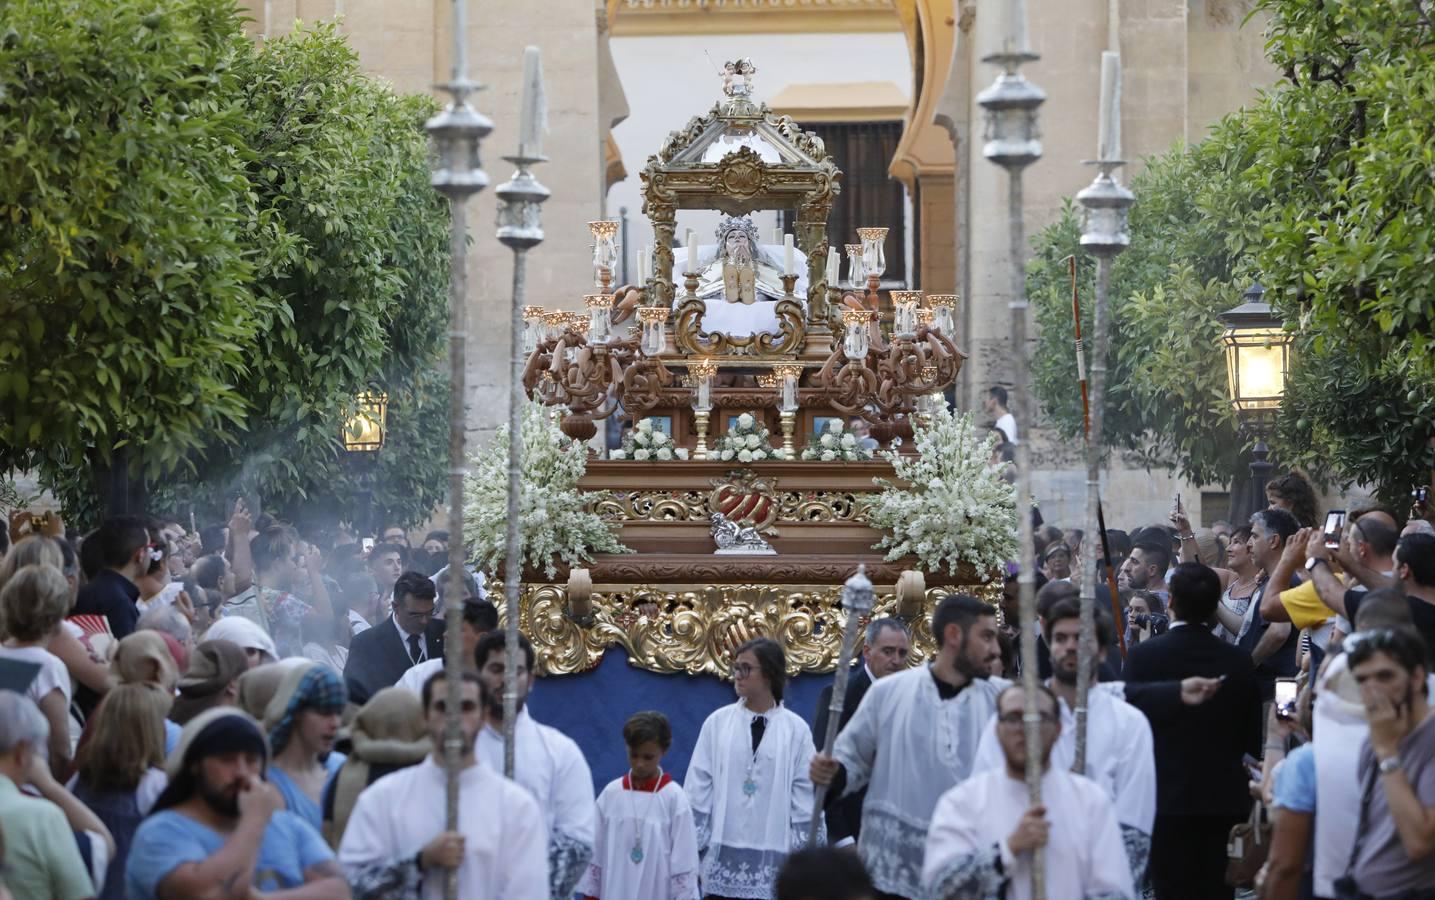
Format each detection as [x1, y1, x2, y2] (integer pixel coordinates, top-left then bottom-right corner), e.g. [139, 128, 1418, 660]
[1072, 51, 1135, 776]
[425, 0, 491, 897]
[495, 46, 551, 780]
[977, 0, 1046, 894]
[807, 565, 876, 847]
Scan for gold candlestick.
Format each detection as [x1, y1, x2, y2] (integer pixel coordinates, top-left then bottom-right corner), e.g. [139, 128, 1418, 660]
[683, 271, 700, 298]
[694, 409, 711, 460]
[780, 410, 796, 458]
[780, 273, 798, 297]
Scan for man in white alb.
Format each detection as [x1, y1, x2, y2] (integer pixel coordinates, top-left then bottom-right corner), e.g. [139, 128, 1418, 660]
[338, 670, 548, 899]
[685, 636, 821, 899]
[472, 631, 595, 900]
[923, 683, 1134, 900]
[810, 594, 1008, 900]
[972, 597, 1156, 887]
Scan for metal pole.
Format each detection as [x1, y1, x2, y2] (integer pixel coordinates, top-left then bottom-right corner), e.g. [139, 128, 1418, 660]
[808, 566, 875, 847]
[496, 146, 549, 778]
[426, 3, 490, 897]
[978, 19, 1046, 897]
[1074, 49, 1134, 775]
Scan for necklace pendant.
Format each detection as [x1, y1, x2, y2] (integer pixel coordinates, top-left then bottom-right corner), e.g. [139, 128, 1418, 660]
[742, 777, 758, 798]
[630, 843, 644, 864]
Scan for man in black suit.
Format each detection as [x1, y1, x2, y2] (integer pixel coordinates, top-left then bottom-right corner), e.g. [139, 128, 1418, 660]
[1123, 562, 1262, 900]
[812, 616, 910, 848]
[344, 570, 445, 706]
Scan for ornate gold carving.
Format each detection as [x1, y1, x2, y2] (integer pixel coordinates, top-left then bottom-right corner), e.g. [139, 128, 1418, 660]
[506, 583, 991, 677]
[592, 484, 869, 526]
[673, 294, 806, 357]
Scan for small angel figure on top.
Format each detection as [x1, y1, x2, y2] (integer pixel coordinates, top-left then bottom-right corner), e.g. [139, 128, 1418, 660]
[722, 58, 757, 98]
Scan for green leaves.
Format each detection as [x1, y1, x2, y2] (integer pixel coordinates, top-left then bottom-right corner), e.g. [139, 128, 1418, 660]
[2, 3, 449, 527]
[1029, 0, 1435, 502]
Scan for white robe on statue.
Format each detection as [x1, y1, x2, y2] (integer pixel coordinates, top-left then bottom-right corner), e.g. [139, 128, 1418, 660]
[684, 700, 822, 899]
[831, 666, 1009, 898]
[922, 767, 1135, 900]
[338, 756, 549, 900]
[476, 708, 596, 899]
[576, 774, 701, 900]
[972, 683, 1155, 883]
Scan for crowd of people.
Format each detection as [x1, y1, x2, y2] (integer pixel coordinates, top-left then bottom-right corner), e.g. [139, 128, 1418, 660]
[0, 459, 1433, 900]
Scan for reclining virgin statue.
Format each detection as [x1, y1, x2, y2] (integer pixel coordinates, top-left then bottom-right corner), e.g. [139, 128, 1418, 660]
[670, 215, 807, 337]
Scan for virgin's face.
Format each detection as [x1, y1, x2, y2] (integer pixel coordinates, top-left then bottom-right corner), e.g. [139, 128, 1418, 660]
[725, 230, 752, 262]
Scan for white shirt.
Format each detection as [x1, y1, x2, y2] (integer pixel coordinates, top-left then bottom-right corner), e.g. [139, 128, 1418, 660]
[395, 657, 446, 697]
[684, 700, 820, 898]
[348, 609, 371, 636]
[301, 642, 349, 674]
[576, 776, 700, 900]
[339, 756, 548, 900]
[922, 767, 1135, 900]
[995, 412, 1018, 444]
[392, 614, 426, 665]
[832, 666, 1008, 898]
[0, 644, 72, 709]
[475, 708, 596, 850]
[972, 683, 1156, 837]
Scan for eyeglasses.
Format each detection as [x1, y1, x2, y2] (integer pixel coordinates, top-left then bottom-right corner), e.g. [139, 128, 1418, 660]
[996, 711, 1058, 726]
[731, 663, 755, 679]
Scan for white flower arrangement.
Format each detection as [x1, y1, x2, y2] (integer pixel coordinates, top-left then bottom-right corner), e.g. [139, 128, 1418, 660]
[609, 417, 689, 461]
[464, 400, 631, 579]
[800, 417, 873, 462]
[712, 411, 784, 462]
[865, 408, 1017, 578]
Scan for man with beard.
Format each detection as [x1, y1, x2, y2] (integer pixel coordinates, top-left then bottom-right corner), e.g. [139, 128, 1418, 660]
[338, 671, 548, 899]
[921, 685, 1134, 900]
[125, 708, 348, 899]
[1118, 541, 1171, 602]
[809, 595, 1008, 900]
[473, 631, 595, 900]
[972, 599, 1156, 887]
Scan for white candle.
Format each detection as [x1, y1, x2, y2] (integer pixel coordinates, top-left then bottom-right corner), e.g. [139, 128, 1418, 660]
[517, 46, 545, 158]
[826, 247, 839, 284]
[1097, 51, 1122, 161]
[783, 234, 795, 275]
[638, 244, 650, 283]
[772, 227, 782, 246]
[686, 230, 697, 273]
[1005, 0, 1030, 54]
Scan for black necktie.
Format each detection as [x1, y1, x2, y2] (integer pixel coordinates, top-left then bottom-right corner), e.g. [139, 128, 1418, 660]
[750, 715, 766, 754]
[407, 632, 422, 665]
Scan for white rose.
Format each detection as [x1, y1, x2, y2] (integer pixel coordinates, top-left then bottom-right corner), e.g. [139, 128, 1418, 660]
[675, 448, 689, 460]
[820, 434, 836, 448]
[657, 448, 673, 460]
[827, 419, 843, 434]
[721, 449, 735, 461]
[738, 449, 753, 463]
[841, 434, 856, 448]
[752, 449, 767, 460]
[610, 449, 626, 459]
[737, 413, 754, 429]
[745, 434, 760, 449]
[635, 432, 649, 446]
[638, 419, 653, 433]
[653, 431, 669, 445]
[634, 448, 651, 460]
[821, 449, 837, 461]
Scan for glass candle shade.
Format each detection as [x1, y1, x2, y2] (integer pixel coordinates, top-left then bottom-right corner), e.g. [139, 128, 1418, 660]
[637, 307, 669, 356]
[844, 243, 864, 289]
[774, 364, 803, 413]
[891, 291, 923, 337]
[857, 227, 888, 280]
[523, 306, 547, 353]
[692, 359, 718, 412]
[584, 293, 613, 344]
[842, 309, 870, 361]
[926, 294, 958, 334]
[588, 220, 620, 286]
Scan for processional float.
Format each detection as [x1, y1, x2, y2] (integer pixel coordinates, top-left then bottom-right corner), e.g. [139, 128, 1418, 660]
[506, 63, 995, 681]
